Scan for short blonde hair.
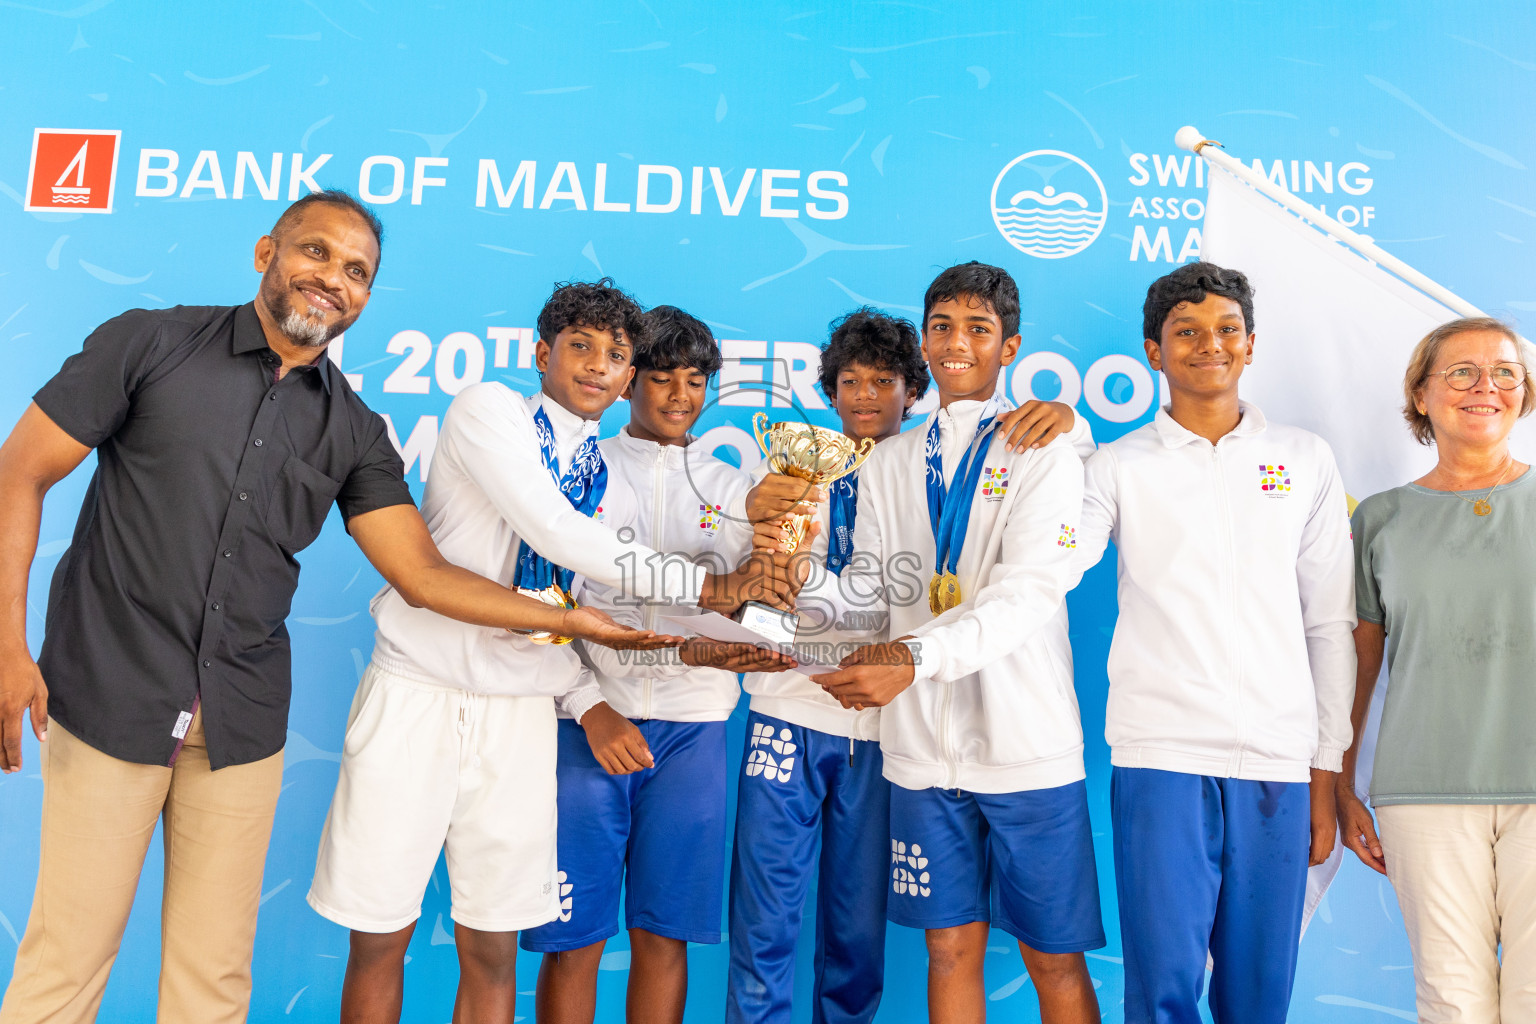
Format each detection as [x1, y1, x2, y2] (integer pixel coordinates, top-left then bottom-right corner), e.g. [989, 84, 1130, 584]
[1402, 316, 1532, 445]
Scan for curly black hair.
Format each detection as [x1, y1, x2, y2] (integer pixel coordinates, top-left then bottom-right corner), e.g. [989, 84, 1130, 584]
[1142, 261, 1255, 342]
[817, 307, 930, 418]
[636, 305, 722, 379]
[922, 261, 1021, 339]
[536, 278, 651, 352]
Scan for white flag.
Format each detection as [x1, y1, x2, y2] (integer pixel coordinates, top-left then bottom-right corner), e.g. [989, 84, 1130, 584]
[1200, 163, 1461, 500]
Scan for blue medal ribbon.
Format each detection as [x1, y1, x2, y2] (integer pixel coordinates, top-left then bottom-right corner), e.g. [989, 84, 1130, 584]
[825, 472, 860, 576]
[925, 410, 998, 581]
[513, 404, 608, 593]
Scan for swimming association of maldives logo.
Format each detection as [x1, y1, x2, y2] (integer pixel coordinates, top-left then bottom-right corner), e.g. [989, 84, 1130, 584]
[980, 466, 1009, 500]
[1260, 464, 1292, 495]
[990, 149, 1108, 259]
[24, 129, 122, 214]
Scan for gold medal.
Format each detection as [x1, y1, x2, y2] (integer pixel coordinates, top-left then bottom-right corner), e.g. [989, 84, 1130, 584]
[509, 584, 577, 645]
[928, 571, 962, 616]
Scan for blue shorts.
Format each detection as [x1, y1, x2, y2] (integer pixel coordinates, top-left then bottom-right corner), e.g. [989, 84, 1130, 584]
[519, 718, 727, 952]
[886, 781, 1105, 954]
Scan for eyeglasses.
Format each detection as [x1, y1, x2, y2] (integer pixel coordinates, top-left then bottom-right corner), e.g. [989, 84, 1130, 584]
[1427, 361, 1529, 391]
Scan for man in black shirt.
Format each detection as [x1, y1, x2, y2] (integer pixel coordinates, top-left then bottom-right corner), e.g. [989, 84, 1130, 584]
[0, 192, 678, 1024]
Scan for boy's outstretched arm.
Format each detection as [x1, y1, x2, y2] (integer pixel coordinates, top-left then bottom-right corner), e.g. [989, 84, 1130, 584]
[350, 505, 680, 649]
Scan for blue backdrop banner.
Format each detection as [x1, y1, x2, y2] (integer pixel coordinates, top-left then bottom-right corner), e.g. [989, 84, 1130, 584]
[2, 2, 1534, 1021]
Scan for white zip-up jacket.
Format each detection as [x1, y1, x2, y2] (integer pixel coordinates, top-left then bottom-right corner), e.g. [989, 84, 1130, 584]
[811, 397, 1088, 793]
[1075, 402, 1356, 782]
[370, 385, 704, 708]
[568, 428, 750, 722]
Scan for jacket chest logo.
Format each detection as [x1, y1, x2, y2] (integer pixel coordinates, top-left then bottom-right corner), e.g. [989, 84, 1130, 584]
[1259, 463, 1292, 496]
[592, 504, 606, 524]
[980, 466, 1009, 501]
[698, 503, 722, 531]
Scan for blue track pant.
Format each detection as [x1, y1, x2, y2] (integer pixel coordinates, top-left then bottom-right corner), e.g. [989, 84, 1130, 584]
[726, 714, 890, 1024]
[1112, 767, 1310, 1024]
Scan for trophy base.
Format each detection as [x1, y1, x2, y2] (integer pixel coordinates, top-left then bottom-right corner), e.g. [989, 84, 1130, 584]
[731, 601, 800, 648]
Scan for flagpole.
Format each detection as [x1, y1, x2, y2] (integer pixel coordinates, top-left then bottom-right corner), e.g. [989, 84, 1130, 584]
[1175, 125, 1486, 320]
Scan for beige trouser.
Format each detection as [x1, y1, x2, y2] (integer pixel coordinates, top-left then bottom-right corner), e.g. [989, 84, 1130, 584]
[1378, 802, 1536, 1024]
[0, 713, 283, 1024]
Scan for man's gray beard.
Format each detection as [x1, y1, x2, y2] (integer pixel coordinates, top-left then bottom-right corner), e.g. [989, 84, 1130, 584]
[280, 306, 332, 348]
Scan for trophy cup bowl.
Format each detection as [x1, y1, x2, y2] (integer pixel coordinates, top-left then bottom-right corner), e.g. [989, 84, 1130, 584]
[731, 413, 876, 646]
[751, 413, 875, 555]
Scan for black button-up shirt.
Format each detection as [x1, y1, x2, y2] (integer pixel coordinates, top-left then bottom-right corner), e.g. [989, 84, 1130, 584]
[34, 303, 413, 769]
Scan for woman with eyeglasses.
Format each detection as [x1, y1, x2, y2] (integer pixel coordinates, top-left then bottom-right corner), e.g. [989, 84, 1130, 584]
[1336, 316, 1536, 1023]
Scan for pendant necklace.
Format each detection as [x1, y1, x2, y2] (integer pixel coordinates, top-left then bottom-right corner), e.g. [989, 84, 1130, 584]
[1453, 459, 1513, 517]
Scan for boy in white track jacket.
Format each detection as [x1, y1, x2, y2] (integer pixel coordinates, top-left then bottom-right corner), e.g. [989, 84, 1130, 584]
[721, 305, 1089, 1024]
[719, 308, 922, 1024]
[522, 306, 795, 1024]
[816, 263, 1104, 1024]
[1071, 262, 1355, 1024]
[306, 282, 800, 1022]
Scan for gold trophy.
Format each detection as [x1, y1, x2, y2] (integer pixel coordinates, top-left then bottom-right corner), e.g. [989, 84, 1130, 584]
[733, 412, 875, 644]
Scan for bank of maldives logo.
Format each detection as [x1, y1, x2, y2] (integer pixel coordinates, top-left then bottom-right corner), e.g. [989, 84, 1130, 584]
[25, 129, 122, 214]
[990, 150, 1107, 259]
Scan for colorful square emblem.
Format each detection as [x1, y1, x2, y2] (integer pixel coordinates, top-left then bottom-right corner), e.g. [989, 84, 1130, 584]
[981, 466, 1010, 500]
[1259, 464, 1292, 495]
[698, 503, 722, 531]
[1057, 524, 1076, 548]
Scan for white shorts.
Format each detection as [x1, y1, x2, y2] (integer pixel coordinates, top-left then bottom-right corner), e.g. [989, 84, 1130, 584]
[306, 661, 561, 933]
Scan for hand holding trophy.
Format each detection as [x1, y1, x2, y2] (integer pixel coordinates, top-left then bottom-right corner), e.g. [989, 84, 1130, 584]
[733, 412, 874, 644]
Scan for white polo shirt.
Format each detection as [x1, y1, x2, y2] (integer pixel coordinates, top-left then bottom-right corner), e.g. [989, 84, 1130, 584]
[1076, 401, 1356, 782]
